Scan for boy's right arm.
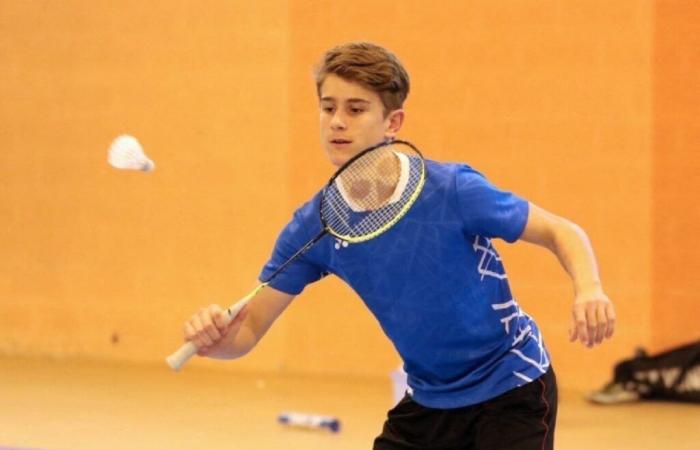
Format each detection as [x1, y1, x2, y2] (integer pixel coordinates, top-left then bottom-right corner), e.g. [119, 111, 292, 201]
[183, 284, 296, 360]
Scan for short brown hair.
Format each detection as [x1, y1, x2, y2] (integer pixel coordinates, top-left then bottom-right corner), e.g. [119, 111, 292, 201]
[315, 42, 410, 115]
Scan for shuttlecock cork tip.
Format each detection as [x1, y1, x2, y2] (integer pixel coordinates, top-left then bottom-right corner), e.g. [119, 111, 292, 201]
[141, 158, 155, 172]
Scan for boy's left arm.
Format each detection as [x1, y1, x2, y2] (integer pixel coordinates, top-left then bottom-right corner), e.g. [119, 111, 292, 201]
[518, 202, 616, 347]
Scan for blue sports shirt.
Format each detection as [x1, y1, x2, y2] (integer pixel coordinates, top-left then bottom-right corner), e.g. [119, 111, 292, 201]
[259, 160, 551, 409]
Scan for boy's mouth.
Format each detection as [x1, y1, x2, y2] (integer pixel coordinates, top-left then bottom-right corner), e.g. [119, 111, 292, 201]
[330, 138, 353, 145]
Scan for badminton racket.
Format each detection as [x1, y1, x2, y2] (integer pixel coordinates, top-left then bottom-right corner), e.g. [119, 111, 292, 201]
[166, 139, 426, 370]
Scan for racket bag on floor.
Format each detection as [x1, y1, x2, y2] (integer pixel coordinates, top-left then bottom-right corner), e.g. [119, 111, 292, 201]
[612, 340, 700, 403]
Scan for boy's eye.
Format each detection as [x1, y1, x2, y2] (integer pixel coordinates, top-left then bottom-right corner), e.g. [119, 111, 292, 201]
[349, 108, 364, 114]
[322, 106, 335, 113]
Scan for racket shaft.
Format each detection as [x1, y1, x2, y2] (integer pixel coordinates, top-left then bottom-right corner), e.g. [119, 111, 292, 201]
[165, 283, 267, 371]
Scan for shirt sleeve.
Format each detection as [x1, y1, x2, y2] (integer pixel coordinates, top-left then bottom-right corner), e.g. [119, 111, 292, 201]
[258, 203, 326, 295]
[454, 165, 529, 243]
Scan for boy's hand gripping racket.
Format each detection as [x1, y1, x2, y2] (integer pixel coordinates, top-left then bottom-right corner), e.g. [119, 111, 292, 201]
[166, 140, 426, 371]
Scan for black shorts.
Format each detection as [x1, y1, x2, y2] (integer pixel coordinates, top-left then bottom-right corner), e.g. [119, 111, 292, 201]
[374, 367, 558, 450]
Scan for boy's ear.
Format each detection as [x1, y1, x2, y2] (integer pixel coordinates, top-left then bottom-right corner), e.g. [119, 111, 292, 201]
[384, 109, 405, 139]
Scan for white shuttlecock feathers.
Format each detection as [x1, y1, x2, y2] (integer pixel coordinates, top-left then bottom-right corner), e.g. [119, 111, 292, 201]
[108, 135, 155, 172]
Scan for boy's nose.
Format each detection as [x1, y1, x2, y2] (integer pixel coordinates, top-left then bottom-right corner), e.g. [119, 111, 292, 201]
[330, 113, 346, 130]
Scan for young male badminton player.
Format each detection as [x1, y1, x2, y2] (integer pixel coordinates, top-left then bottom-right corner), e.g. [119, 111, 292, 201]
[182, 42, 616, 449]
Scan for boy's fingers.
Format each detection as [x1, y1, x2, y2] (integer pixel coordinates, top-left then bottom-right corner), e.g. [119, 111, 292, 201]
[198, 309, 222, 342]
[210, 305, 229, 330]
[191, 314, 214, 346]
[595, 304, 608, 344]
[585, 304, 597, 346]
[568, 324, 578, 342]
[605, 303, 616, 338]
[185, 321, 207, 349]
[571, 294, 615, 347]
[184, 321, 196, 343]
[572, 304, 588, 346]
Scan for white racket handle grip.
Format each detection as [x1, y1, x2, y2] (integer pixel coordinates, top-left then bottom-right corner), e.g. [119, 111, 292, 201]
[165, 341, 199, 371]
[166, 284, 267, 371]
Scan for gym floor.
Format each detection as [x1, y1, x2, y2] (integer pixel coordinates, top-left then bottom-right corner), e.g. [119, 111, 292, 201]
[1, 357, 698, 450]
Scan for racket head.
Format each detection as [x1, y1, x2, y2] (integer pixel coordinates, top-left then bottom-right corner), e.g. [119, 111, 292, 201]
[320, 139, 426, 243]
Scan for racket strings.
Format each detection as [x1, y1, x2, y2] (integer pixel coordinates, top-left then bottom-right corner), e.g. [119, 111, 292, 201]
[321, 143, 425, 242]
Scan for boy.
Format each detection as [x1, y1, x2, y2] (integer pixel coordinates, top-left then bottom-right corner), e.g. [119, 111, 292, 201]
[183, 42, 616, 449]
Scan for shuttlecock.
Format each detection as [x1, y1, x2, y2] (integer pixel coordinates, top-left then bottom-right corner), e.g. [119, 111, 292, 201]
[108, 134, 155, 172]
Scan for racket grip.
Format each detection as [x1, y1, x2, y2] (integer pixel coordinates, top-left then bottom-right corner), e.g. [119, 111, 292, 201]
[165, 283, 267, 372]
[165, 305, 237, 371]
[166, 342, 198, 371]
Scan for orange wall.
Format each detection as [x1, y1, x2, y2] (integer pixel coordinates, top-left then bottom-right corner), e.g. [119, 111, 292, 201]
[0, 0, 293, 372]
[651, 0, 700, 351]
[2, 1, 687, 391]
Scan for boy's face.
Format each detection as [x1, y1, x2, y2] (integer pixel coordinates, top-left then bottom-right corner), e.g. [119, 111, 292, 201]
[319, 74, 403, 167]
